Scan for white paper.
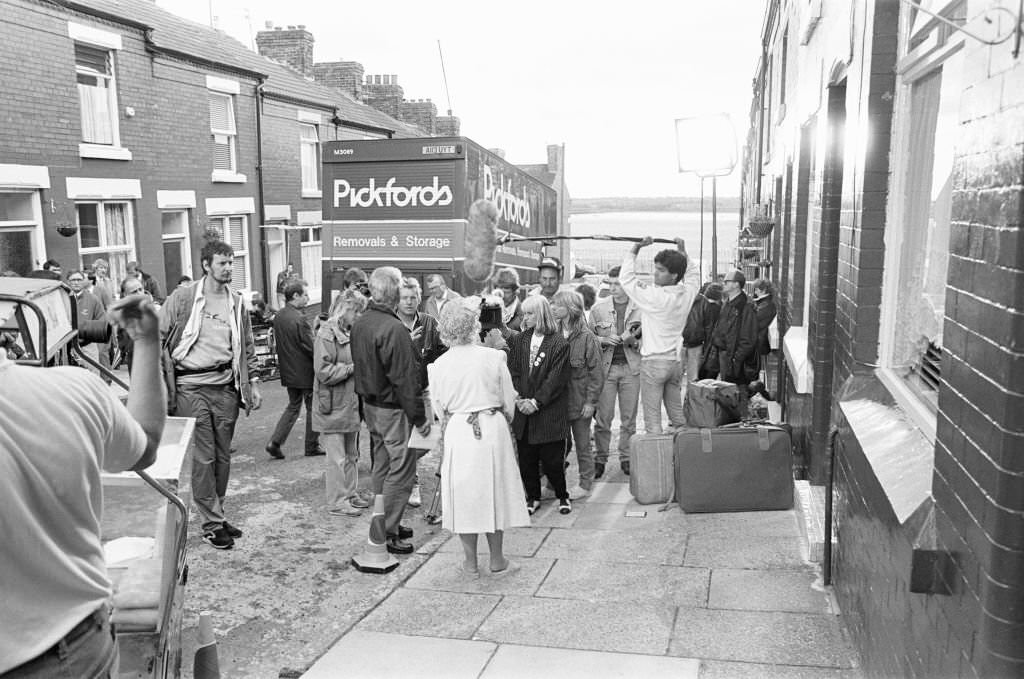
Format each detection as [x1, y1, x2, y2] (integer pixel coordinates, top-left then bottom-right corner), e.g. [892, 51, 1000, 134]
[408, 427, 440, 451]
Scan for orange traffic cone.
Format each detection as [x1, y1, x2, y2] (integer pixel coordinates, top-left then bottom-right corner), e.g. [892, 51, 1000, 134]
[193, 611, 220, 679]
[351, 494, 399, 574]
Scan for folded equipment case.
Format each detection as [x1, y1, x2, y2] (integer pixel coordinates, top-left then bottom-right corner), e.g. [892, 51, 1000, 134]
[674, 425, 794, 513]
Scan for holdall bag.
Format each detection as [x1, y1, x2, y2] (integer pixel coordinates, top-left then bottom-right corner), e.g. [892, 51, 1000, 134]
[674, 424, 794, 513]
[683, 378, 742, 428]
[628, 433, 675, 505]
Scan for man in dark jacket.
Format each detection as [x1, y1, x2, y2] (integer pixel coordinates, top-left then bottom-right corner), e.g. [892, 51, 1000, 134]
[709, 270, 759, 414]
[682, 281, 723, 382]
[351, 266, 431, 555]
[126, 261, 164, 303]
[266, 278, 320, 459]
[67, 269, 109, 372]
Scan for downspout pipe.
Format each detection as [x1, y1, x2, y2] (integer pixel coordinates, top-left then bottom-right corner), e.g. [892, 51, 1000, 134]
[255, 78, 269, 299]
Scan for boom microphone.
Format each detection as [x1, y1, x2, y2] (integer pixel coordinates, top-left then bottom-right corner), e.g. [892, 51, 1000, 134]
[464, 198, 498, 284]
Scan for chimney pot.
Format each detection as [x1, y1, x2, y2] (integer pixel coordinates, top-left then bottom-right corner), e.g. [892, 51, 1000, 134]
[297, 24, 305, 29]
[274, 26, 282, 30]
[264, 21, 273, 28]
[287, 25, 296, 30]
[392, 74, 398, 84]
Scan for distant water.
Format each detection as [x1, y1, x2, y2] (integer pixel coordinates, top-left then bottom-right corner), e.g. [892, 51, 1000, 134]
[569, 211, 741, 279]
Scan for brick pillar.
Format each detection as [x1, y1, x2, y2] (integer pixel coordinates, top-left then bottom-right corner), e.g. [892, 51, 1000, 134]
[255, 25, 314, 77]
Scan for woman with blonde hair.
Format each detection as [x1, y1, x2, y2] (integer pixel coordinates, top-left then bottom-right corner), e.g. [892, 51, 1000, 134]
[314, 289, 370, 516]
[428, 298, 530, 576]
[551, 290, 604, 499]
[508, 295, 572, 515]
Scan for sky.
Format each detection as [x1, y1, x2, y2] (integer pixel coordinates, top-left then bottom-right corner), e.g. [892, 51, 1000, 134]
[157, 0, 766, 198]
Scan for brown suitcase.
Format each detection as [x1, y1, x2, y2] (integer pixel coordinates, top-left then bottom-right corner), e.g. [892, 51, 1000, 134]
[628, 433, 675, 505]
[674, 424, 794, 513]
[683, 379, 741, 428]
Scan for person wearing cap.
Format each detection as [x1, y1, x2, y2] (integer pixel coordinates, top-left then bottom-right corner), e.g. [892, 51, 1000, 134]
[536, 256, 563, 301]
[619, 236, 700, 437]
[709, 269, 759, 415]
[492, 267, 524, 332]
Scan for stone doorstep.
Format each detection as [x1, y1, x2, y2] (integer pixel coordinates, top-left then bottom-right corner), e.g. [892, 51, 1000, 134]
[795, 480, 837, 563]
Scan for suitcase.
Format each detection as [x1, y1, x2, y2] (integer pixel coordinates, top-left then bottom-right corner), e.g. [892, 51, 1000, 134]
[674, 424, 794, 512]
[628, 433, 675, 504]
[683, 379, 741, 428]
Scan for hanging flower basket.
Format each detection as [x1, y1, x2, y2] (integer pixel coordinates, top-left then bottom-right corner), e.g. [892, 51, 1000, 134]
[55, 222, 78, 237]
[747, 218, 775, 238]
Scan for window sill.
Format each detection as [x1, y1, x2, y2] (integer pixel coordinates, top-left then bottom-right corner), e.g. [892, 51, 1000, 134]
[876, 367, 937, 445]
[211, 171, 247, 183]
[80, 143, 132, 161]
[301, 189, 322, 199]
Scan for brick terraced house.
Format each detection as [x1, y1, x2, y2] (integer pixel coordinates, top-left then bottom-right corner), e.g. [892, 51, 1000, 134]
[0, 0, 423, 304]
[742, 0, 1023, 676]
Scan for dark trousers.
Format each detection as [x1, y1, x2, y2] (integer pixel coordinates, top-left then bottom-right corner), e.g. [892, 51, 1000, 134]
[176, 384, 239, 530]
[270, 387, 319, 453]
[364, 404, 415, 535]
[518, 439, 568, 502]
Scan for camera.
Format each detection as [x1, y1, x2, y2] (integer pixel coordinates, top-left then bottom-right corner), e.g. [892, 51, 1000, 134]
[628, 321, 642, 340]
[479, 299, 503, 340]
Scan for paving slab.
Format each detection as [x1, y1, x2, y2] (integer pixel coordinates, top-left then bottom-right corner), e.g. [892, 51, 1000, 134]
[679, 510, 800, 537]
[404, 552, 555, 596]
[528, 501, 580, 528]
[670, 608, 857, 667]
[356, 588, 501, 639]
[572, 500, 674, 530]
[586, 483, 635, 504]
[537, 558, 709, 607]
[536, 527, 687, 566]
[476, 595, 676, 655]
[481, 643, 701, 678]
[302, 630, 496, 679]
[436, 527, 551, 557]
[700, 659, 864, 678]
[708, 568, 831, 613]
[683, 534, 807, 569]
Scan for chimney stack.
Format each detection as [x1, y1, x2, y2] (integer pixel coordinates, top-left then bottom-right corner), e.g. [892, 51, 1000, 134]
[255, 24, 315, 78]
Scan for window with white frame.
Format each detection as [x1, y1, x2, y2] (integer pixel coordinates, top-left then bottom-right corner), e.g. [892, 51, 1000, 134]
[161, 210, 192, 283]
[208, 215, 249, 292]
[209, 93, 238, 173]
[299, 225, 322, 296]
[0, 192, 43, 276]
[881, 1, 965, 415]
[300, 124, 320, 194]
[76, 201, 135, 283]
[75, 43, 119, 146]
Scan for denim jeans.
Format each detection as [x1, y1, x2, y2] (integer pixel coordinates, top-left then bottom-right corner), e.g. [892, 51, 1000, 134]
[176, 383, 239, 531]
[365, 404, 414, 535]
[640, 357, 685, 435]
[569, 416, 595, 489]
[594, 362, 640, 464]
[3, 609, 117, 679]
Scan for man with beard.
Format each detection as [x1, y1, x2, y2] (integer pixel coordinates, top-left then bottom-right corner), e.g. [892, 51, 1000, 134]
[160, 240, 262, 550]
[536, 257, 562, 301]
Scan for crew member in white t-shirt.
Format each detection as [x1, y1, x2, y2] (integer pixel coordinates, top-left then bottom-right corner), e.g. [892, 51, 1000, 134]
[0, 295, 165, 678]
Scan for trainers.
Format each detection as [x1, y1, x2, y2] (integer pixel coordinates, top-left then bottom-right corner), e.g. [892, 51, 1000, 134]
[202, 527, 234, 550]
[328, 502, 363, 517]
[222, 521, 243, 538]
[527, 500, 541, 515]
[620, 460, 631, 476]
[594, 462, 606, 479]
[568, 485, 590, 501]
[349, 495, 371, 509]
[407, 483, 422, 508]
[559, 498, 572, 515]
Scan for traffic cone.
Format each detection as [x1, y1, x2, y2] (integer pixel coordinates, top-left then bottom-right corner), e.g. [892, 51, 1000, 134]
[193, 611, 220, 679]
[351, 494, 399, 574]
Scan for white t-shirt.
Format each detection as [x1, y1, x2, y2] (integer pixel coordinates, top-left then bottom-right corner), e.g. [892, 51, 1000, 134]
[0, 356, 146, 672]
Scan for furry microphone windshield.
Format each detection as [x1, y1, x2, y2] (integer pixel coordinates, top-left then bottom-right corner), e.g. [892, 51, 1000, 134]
[464, 198, 499, 284]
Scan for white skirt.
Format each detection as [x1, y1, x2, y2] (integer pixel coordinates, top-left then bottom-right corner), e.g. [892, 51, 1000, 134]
[440, 410, 531, 534]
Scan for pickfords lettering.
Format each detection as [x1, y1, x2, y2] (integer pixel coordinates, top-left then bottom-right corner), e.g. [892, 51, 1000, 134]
[333, 176, 454, 208]
[483, 165, 531, 230]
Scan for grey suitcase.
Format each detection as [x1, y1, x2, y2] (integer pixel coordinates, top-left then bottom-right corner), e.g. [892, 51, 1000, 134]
[674, 425, 794, 512]
[628, 433, 675, 504]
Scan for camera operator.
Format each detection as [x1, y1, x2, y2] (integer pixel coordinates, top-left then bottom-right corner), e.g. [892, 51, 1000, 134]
[1, 295, 165, 679]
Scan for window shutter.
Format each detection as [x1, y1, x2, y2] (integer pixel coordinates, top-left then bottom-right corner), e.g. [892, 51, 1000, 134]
[209, 94, 234, 133]
[75, 44, 110, 74]
[225, 216, 245, 251]
[212, 135, 233, 170]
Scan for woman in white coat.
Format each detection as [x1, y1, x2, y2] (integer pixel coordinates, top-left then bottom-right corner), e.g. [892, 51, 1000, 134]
[428, 299, 531, 577]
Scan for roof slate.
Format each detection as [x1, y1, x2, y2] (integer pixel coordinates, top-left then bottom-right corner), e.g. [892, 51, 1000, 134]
[66, 0, 423, 136]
